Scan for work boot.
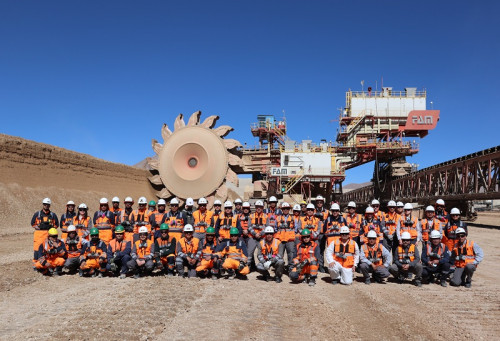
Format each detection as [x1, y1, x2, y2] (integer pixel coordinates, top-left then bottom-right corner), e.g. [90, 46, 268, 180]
[97, 272, 103, 278]
[211, 273, 218, 280]
[364, 278, 371, 285]
[263, 271, 271, 282]
[134, 273, 140, 279]
[464, 281, 472, 288]
[406, 273, 413, 280]
[48, 268, 54, 276]
[227, 270, 236, 280]
[318, 265, 326, 274]
[79, 269, 83, 277]
[397, 275, 405, 284]
[308, 278, 316, 286]
[428, 274, 435, 284]
[275, 276, 282, 283]
[331, 279, 339, 285]
[415, 279, 422, 287]
[440, 279, 447, 287]
[120, 274, 126, 279]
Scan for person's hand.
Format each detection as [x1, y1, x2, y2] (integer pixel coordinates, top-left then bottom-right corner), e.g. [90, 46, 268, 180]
[137, 259, 145, 266]
[402, 264, 409, 271]
[328, 262, 335, 268]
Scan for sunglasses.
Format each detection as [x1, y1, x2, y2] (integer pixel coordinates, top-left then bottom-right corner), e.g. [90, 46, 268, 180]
[458, 234, 466, 237]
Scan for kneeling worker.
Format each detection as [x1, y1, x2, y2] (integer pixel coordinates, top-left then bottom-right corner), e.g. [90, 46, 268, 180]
[389, 232, 423, 286]
[154, 223, 176, 276]
[107, 225, 132, 279]
[359, 230, 392, 284]
[127, 226, 154, 278]
[196, 227, 220, 279]
[326, 226, 359, 285]
[215, 227, 250, 279]
[256, 226, 285, 283]
[450, 227, 483, 288]
[422, 230, 450, 286]
[80, 227, 107, 277]
[289, 229, 320, 286]
[34, 227, 66, 276]
[63, 225, 83, 274]
[176, 224, 201, 278]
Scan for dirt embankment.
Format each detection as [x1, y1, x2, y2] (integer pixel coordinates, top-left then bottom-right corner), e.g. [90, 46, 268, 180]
[0, 134, 154, 235]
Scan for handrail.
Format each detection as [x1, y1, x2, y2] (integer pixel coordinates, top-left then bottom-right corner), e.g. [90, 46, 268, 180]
[347, 90, 426, 98]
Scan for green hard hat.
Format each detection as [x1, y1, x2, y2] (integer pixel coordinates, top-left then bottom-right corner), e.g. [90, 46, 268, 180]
[160, 223, 169, 231]
[115, 225, 125, 233]
[149, 200, 156, 206]
[90, 227, 99, 236]
[206, 226, 215, 234]
[300, 229, 311, 236]
[229, 227, 239, 235]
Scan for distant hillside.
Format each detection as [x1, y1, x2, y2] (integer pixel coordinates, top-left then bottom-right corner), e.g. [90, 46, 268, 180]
[343, 181, 372, 192]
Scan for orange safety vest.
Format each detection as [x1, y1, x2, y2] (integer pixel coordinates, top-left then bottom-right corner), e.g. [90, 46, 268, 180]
[400, 216, 419, 239]
[193, 210, 214, 234]
[420, 218, 441, 242]
[374, 210, 385, 222]
[130, 209, 152, 233]
[201, 240, 218, 257]
[238, 213, 251, 233]
[33, 210, 57, 229]
[60, 213, 76, 233]
[426, 243, 446, 261]
[164, 213, 185, 239]
[362, 243, 383, 267]
[63, 237, 82, 258]
[41, 239, 65, 259]
[295, 241, 317, 262]
[178, 237, 200, 255]
[397, 244, 415, 262]
[333, 239, 356, 268]
[95, 212, 114, 230]
[344, 213, 361, 238]
[72, 216, 91, 240]
[315, 209, 329, 221]
[84, 242, 106, 259]
[260, 238, 280, 257]
[435, 209, 449, 224]
[384, 212, 400, 235]
[134, 240, 153, 259]
[151, 212, 167, 230]
[275, 215, 295, 242]
[300, 216, 320, 233]
[218, 214, 238, 239]
[362, 219, 383, 240]
[219, 240, 246, 260]
[109, 239, 129, 253]
[452, 240, 475, 268]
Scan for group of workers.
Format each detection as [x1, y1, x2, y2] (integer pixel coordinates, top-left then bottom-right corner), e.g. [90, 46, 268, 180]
[31, 195, 483, 288]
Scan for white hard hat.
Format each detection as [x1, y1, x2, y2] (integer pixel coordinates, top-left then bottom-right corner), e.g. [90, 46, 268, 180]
[316, 195, 325, 202]
[365, 206, 374, 214]
[224, 200, 233, 208]
[264, 226, 275, 234]
[183, 224, 194, 232]
[99, 198, 109, 204]
[425, 205, 435, 212]
[198, 197, 208, 204]
[396, 201, 404, 207]
[387, 200, 396, 207]
[157, 199, 167, 205]
[401, 232, 412, 240]
[124, 196, 133, 203]
[330, 203, 340, 211]
[367, 230, 378, 238]
[269, 196, 278, 202]
[456, 227, 466, 235]
[436, 199, 445, 205]
[281, 202, 290, 208]
[234, 198, 243, 204]
[186, 198, 194, 206]
[429, 230, 441, 239]
[450, 208, 460, 215]
[255, 200, 264, 207]
[42, 198, 52, 205]
[112, 197, 120, 202]
[78, 203, 87, 209]
[347, 201, 356, 208]
[137, 197, 147, 204]
[138, 226, 148, 234]
[170, 198, 180, 205]
[404, 203, 413, 210]
[214, 199, 222, 205]
[371, 199, 380, 205]
[66, 200, 75, 206]
[306, 203, 315, 209]
[293, 204, 301, 211]
[67, 225, 77, 232]
[340, 226, 350, 234]
[242, 201, 251, 208]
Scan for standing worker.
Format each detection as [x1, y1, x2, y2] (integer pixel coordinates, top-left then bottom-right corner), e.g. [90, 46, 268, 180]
[118, 197, 134, 241]
[150, 199, 168, 234]
[60, 201, 76, 240]
[73, 203, 92, 241]
[129, 197, 153, 240]
[162, 198, 186, 242]
[324, 203, 347, 246]
[396, 203, 421, 245]
[193, 197, 213, 246]
[275, 202, 296, 268]
[31, 198, 59, 263]
[443, 208, 467, 251]
[326, 226, 359, 285]
[383, 200, 400, 251]
[420, 206, 442, 245]
[450, 227, 483, 288]
[434, 199, 449, 225]
[214, 201, 241, 243]
[182, 198, 195, 226]
[247, 200, 268, 269]
[93, 198, 115, 246]
[344, 201, 361, 241]
[110, 197, 123, 225]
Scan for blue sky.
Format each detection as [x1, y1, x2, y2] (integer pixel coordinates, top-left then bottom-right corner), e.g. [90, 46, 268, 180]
[1, 1, 498, 183]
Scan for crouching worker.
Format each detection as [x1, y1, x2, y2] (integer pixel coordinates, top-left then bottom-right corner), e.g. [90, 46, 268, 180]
[176, 224, 201, 278]
[389, 232, 423, 286]
[326, 226, 359, 285]
[450, 227, 483, 288]
[215, 227, 250, 279]
[79, 227, 107, 277]
[35, 228, 66, 276]
[154, 223, 176, 276]
[359, 230, 392, 284]
[422, 230, 450, 287]
[107, 225, 132, 279]
[196, 227, 220, 279]
[256, 226, 285, 283]
[63, 225, 83, 274]
[127, 226, 154, 278]
[289, 229, 320, 286]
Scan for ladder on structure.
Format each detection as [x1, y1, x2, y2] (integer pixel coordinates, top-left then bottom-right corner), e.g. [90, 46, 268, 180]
[283, 168, 305, 194]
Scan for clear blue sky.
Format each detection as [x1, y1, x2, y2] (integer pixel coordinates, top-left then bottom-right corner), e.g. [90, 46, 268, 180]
[1, 1, 498, 183]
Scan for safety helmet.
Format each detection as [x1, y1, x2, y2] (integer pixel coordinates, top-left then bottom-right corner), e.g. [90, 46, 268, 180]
[138, 197, 147, 204]
[186, 198, 194, 206]
[198, 197, 208, 205]
[67, 225, 76, 233]
[264, 226, 275, 234]
[401, 232, 412, 240]
[224, 200, 233, 208]
[281, 202, 290, 208]
[255, 200, 264, 207]
[450, 208, 460, 215]
[300, 201, 307, 205]
[138, 226, 148, 234]
[229, 227, 239, 235]
[148, 200, 156, 206]
[78, 203, 87, 209]
[115, 225, 125, 234]
[436, 199, 445, 206]
[340, 226, 350, 234]
[183, 224, 194, 232]
[112, 197, 120, 203]
[293, 204, 301, 211]
[90, 228, 99, 236]
[269, 196, 278, 202]
[42, 197, 52, 205]
[347, 201, 356, 208]
[66, 200, 75, 206]
[206, 226, 215, 234]
[371, 199, 380, 205]
[425, 205, 435, 212]
[242, 201, 251, 208]
[48, 228, 58, 236]
[330, 203, 340, 211]
[306, 203, 315, 209]
[396, 201, 404, 207]
[214, 199, 222, 206]
[366, 230, 377, 238]
[170, 198, 180, 205]
[300, 229, 311, 236]
[160, 223, 169, 231]
[429, 230, 441, 239]
[387, 200, 396, 207]
[124, 196, 134, 203]
[365, 207, 374, 214]
[456, 227, 466, 235]
[404, 203, 413, 210]
[234, 198, 243, 204]
[99, 198, 109, 204]
[157, 199, 166, 206]
[315, 195, 325, 202]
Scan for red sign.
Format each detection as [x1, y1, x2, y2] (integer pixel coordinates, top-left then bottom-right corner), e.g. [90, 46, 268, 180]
[403, 110, 440, 130]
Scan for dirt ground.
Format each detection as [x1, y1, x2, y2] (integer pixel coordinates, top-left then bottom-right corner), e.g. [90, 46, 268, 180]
[1, 134, 499, 340]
